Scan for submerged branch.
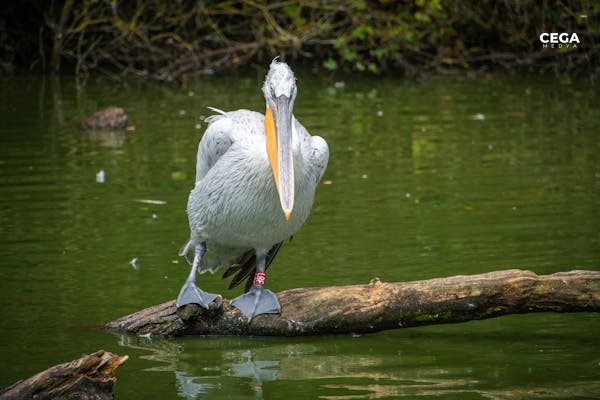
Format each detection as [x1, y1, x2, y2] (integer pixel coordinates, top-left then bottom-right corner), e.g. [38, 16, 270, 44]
[106, 269, 600, 337]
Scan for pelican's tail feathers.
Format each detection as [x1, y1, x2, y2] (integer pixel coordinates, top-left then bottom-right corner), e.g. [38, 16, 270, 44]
[223, 249, 256, 290]
[222, 242, 284, 292]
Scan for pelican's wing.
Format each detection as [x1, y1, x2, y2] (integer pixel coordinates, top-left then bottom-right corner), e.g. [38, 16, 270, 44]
[195, 111, 235, 184]
[294, 119, 329, 184]
[309, 135, 329, 183]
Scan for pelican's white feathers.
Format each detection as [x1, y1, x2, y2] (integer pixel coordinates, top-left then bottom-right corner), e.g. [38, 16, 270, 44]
[181, 62, 329, 275]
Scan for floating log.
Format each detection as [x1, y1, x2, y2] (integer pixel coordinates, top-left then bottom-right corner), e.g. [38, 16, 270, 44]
[0, 350, 128, 400]
[106, 269, 600, 337]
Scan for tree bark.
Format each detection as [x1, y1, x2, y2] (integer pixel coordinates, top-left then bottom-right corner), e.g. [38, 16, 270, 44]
[49, 0, 74, 72]
[106, 269, 600, 337]
[0, 350, 128, 400]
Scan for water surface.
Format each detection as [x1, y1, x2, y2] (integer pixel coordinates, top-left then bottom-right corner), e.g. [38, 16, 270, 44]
[0, 70, 598, 399]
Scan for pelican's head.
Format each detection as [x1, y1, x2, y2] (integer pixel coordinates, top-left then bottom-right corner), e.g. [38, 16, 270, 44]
[263, 60, 297, 221]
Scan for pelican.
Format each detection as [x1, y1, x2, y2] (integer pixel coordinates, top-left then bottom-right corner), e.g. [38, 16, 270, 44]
[176, 59, 329, 319]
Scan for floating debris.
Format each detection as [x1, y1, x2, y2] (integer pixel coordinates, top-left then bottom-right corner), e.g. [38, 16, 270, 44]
[361, 174, 368, 179]
[84, 106, 128, 130]
[195, 124, 202, 130]
[126, 125, 136, 132]
[472, 113, 485, 121]
[134, 199, 167, 205]
[138, 332, 152, 339]
[179, 110, 187, 116]
[130, 258, 140, 270]
[376, 110, 384, 117]
[334, 81, 345, 88]
[96, 169, 105, 183]
[152, 213, 158, 219]
[323, 180, 333, 185]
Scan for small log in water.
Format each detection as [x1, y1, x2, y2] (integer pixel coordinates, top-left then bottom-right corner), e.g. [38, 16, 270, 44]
[106, 269, 600, 337]
[0, 350, 128, 400]
[84, 107, 128, 130]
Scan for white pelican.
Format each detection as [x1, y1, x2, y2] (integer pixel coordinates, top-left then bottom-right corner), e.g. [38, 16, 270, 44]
[176, 59, 329, 319]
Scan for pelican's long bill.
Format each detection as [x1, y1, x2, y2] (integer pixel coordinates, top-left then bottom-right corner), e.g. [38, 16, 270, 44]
[265, 95, 294, 221]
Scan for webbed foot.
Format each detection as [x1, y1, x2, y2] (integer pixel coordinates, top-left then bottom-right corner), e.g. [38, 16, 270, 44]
[176, 281, 218, 308]
[231, 285, 281, 319]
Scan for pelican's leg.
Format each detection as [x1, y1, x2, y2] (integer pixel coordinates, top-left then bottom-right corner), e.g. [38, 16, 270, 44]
[231, 249, 281, 319]
[176, 243, 219, 308]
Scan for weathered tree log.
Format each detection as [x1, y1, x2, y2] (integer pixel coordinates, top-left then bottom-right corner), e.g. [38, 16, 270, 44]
[0, 350, 128, 400]
[106, 269, 600, 337]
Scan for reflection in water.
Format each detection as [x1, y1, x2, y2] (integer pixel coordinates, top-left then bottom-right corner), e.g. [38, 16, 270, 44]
[229, 354, 279, 400]
[175, 371, 217, 399]
[118, 335, 280, 399]
[88, 129, 127, 148]
[319, 382, 600, 400]
[115, 324, 600, 400]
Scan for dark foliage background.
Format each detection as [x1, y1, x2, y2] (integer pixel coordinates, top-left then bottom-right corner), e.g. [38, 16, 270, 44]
[1, 0, 598, 80]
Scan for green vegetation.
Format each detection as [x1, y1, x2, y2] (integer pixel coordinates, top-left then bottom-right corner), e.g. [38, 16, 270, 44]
[1, 0, 598, 80]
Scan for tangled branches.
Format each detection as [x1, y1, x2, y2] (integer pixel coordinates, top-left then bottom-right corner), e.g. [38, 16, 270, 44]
[2, 0, 598, 80]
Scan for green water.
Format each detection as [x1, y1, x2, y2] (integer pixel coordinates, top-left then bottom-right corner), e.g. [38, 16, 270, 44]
[0, 70, 598, 399]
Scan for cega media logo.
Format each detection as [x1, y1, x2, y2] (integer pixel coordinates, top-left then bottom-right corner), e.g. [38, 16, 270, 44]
[539, 32, 580, 49]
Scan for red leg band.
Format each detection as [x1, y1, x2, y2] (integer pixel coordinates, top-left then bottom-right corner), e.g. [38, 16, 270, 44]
[253, 271, 266, 286]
